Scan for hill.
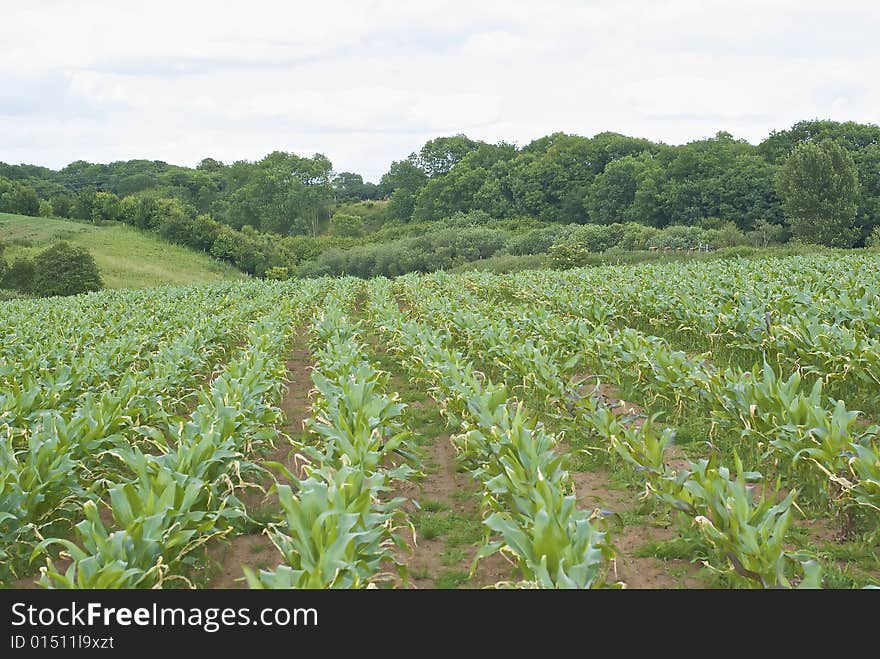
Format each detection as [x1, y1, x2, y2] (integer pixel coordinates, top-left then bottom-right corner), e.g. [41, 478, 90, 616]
[0, 212, 245, 289]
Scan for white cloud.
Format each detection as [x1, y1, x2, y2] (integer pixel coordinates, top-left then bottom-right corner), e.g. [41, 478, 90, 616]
[1, 0, 878, 180]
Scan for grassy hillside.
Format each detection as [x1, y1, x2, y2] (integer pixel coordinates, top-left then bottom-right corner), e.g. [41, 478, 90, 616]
[0, 213, 245, 289]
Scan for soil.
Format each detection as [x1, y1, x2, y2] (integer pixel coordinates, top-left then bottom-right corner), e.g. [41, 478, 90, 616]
[208, 533, 282, 589]
[391, 429, 516, 589]
[568, 467, 703, 588]
[210, 329, 314, 587]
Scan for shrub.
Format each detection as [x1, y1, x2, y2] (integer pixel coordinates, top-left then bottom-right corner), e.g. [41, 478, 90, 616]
[1, 183, 40, 216]
[867, 226, 880, 249]
[156, 201, 192, 245]
[701, 221, 747, 248]
[91, 192, 122, 223]
[1, 257, 36, 293]
[189, 214, 221, 251]
[329, 213, 365, 238]
[569, 224, 620, 252]
[300, 226, 508, 278]
[264, 266, 289, 280]
[507, 226, 569, 255]
[51, 194, 74, 218]
[210, 227, 239, 262]
[649, 225, 705, 250]
[445, 210, 494, 227]
[30, 242, 103, 297]
[618, 223, 660, 250]
[547, 242, 589, 268]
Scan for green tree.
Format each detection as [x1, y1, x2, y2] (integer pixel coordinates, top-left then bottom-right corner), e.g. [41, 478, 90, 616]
[30, 242, 103, 297]
[776, 141, 860, 247]
[51, 193, 74, 218]
[263, 266, 289, 280]
[71, 190, 97, 221]
[386, 187, 417, 222]
[586, 154, 662, 225]
[189, 213, 221, 251]
[415, 135, 480, 177]
[91, 191, 121, 223]
[332, 172, 378, 202]
[2, 182, 40, 216]
[853, 144, 880, 244]
[156, 200, 193, 244]
[379, 158, 428, 222]
[1, 257, 35, 293]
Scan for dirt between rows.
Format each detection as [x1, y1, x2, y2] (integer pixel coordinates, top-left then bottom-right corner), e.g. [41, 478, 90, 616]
[209, 335, 314, 588]
[388, 430, 517, 588]
[566, 378, 704, 588]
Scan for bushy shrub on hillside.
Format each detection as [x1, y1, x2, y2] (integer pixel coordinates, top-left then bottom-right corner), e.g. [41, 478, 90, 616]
[547, 242, 590, 268]
[92, 191, 122, 223]
[868, 226, 880, 249]
[649, 225, 705, 250]
[51, 194, 74, 218]
[617, 223, 660, 250]
[30, 242, 103, 297]
[188, 213, 221, 251]
[263, 266, 289, 280]
[299, 226, 508, 278]
[507, 225, 571, 255]
[329, 213, 365, 238]
[568, 224, 622, 252]
[444, 210, 494, 227]
[544, 221, 749, 268]
[0, 182, 40, 216]
[2, 257, 36, 293]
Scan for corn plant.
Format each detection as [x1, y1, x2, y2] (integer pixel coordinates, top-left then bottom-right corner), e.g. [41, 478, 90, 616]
[651, 454, 821, 588]
[0, 430, 83, 581]
[246, 466, 407, 589]
[479, 485, 605, 589]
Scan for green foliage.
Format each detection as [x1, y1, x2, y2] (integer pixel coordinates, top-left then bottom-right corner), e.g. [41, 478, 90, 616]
[300, 226, 508, 278]
[507, 225, 573, 255]
[30, 241, 103, 297]
[188, 213, 221, 251]
[329, 212, 364, 238]
[71, 190, 96, 222]
[263, 266, 289, 280]
[387, 187, 417, 222]
[92, 191, 121, 223]
[545, 222, 742, 268]
[50, 193, 73, 218]
[5, 118, 880, 278]
[0, 182, 41, 216]
[776, 141, 860, 247]
[332, 172, 379, 202]
[1, 257, 35, 292]
[332, 200, 389, 229]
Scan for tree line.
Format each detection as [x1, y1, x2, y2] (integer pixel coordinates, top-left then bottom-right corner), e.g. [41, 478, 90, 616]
[1, 119, 878, 277]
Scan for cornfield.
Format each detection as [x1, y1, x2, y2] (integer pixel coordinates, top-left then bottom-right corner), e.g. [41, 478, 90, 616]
[2, 254, 878, 588]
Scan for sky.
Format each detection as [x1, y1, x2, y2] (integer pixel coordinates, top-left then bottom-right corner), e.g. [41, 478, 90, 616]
[2, 0, 878, 182]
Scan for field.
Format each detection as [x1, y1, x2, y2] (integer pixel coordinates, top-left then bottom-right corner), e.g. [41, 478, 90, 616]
[0, 213, 244, 289]
[2, 254, 879, 589]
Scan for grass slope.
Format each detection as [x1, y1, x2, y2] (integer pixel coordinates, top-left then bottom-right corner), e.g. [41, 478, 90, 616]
[0, 213, 245, 289]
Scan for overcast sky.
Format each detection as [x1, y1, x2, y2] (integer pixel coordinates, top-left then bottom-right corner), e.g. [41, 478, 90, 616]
[2, 0, 878, 181]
